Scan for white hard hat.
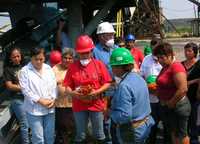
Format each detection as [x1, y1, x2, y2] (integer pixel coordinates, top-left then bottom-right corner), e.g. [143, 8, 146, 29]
[96, 22, 115, 34]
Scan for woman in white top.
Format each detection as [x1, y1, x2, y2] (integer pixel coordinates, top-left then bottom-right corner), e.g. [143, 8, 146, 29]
[19, 47, 57, 144]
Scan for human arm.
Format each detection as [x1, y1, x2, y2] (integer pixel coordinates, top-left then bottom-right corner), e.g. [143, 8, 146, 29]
[167, 72, 188, 108]
[65, 86, 83, 99]
[5, 81, 21, 92]
[55, 20, 65, 48]
[111, 85, 133, 124]
[37, 98, 55, 108]
[88, 83, 111, 97]
[188, 78, 200, 86]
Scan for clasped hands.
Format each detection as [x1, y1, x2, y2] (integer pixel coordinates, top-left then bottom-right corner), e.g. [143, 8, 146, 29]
[69, 89, 100, 101]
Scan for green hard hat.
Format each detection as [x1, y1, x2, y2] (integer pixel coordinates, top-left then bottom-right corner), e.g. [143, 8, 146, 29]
[146, 75, 157, 84]
[110, 47, 134, 66]
[144, 45, 152, 56]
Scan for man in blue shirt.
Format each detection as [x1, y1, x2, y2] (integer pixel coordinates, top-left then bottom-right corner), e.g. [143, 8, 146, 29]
[110, 48, 155, 144]
[93, 22, 118, 77]
[93, 22, 118, 144]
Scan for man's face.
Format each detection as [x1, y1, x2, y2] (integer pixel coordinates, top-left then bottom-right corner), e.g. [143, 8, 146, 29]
[125, 40, 135, 50]
[112, 65, 124, 77]
[98, 33, 114, 45]
[78, 51, 92, 60]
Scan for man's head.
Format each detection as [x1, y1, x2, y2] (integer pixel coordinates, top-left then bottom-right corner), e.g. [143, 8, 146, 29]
[110, 48, 134, 77]
[125, 34, 135, 50]
[75, 35, 95, 66]
[96, 22, 115, 48]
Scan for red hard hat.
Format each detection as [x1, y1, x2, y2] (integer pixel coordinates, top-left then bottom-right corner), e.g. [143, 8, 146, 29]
[49, 50, 62, 67]
[75, 35, 95, 53]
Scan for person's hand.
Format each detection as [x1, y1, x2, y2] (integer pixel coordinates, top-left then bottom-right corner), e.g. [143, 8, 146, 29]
[103, 108, 111, 121]
[70, 90, 83, 99]
[87, 89, 101, 100]
[57, 79, 63, 85]
[167, 100, 176, 109]
[38, 98, 55, 108]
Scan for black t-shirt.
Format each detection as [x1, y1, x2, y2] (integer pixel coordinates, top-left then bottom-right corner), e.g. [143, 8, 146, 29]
[182, 60, 200, 103]
[3, 64, 24, 99]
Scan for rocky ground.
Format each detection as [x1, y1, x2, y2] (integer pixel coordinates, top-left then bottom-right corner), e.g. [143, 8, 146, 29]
[137, 37, 200, 61]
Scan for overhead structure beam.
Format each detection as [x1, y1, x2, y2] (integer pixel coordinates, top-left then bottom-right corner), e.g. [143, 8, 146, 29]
[84, 0, 116, 35]
[67, 0, 83, 48]
[188, 0, 200, 6]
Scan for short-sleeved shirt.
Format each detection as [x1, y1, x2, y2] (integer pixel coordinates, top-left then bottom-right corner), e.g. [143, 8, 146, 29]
[3, 65, 22, 84]
[130, 47, 144, 68]
[182, 60, 200, 103]
[3, 64, 24, 99]
[156, 62, 186, 101]
[64, 59, 112, 112]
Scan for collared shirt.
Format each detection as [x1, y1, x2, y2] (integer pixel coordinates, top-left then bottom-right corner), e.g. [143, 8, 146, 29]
[19, 62, 57, 116]
[111, 72, 151, 124]
[3, 64, 24, 99]
[93, 43, 118, 78]
[140, 54, 162, 103]
[64, 59, 112, 112]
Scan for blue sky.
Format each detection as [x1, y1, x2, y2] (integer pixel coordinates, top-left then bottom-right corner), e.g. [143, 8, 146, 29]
[161, 0, 196, 19]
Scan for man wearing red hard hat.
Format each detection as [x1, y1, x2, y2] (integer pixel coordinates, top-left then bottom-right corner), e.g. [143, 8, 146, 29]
[64, 35, 112, 143]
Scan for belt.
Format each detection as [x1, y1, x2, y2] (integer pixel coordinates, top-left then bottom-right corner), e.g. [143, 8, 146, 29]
[132, 116, 149, 128]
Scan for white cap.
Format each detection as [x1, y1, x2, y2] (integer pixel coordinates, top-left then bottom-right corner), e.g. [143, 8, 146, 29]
[96, 22, 115, 34]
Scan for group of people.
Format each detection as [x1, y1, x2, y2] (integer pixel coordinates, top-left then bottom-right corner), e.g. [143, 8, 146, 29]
[2, 21, 200, 144]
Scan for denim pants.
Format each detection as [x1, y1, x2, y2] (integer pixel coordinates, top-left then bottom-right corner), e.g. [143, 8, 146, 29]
[27, 112, 55, 144]
[111, 115, 155, 144]
[11, 99, 29, 144]
[73, 111, 105, 142]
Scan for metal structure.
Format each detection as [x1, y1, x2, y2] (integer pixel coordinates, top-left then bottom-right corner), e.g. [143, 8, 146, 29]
[188, 0, 200, 36]
[0, 0, 163, 49]
[0, 1, 162, 142]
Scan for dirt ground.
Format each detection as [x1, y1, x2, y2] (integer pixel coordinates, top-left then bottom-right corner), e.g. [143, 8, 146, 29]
[137, 37, 200, 61]
[0, 37, 200, 77]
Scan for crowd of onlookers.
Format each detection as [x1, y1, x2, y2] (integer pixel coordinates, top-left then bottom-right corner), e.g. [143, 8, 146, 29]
[2, 20, 200, 144]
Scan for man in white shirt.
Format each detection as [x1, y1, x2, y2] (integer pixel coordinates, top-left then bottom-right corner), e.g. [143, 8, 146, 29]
[19, 47, 57, 144]
[140, 40, 162, 144]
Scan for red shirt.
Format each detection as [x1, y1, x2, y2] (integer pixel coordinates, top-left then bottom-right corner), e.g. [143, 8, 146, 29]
[64, 59, 112, 112]
[130, 47, 144, 68]
[156, 62, 186, 101]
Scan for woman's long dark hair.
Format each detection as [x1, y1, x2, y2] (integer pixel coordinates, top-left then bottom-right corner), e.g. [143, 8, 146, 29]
[3, 46, 25, 68]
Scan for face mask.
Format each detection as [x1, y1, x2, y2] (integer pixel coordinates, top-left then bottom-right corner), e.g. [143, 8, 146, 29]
[105, 39, 114, 48]
[114, 76, 122, 84]
[80, 59, 91, 66]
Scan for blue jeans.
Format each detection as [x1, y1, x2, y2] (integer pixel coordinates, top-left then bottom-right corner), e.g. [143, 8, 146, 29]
[27, 112, 55, 144]
[111, 116, 155, 144]
[11, 99, 29, 144]
[73, 111, 105, 142]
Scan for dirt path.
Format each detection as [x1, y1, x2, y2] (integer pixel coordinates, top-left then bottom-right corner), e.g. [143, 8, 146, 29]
[137, 37, 200, 61]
